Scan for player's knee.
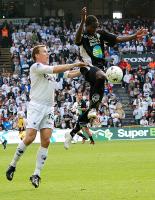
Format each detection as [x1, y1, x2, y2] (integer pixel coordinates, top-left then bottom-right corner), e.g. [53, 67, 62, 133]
[23, 134, 35, 145]
[41, 138, 50, 148]
[96, 70, 106, 80]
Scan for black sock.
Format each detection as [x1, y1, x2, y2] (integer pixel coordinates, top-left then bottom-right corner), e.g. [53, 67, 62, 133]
[89, 136, 94, 142]
[70, 130, 76, 138]
[70, 123, 81, 138]
[89, 77, 105, 109]
[78, 133, 87, 140]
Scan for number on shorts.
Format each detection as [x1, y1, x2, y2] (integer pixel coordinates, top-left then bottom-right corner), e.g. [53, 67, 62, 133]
[48, 113, 54, 120]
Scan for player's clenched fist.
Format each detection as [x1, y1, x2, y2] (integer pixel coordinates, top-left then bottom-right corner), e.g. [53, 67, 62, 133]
[81, 7, 87, 23]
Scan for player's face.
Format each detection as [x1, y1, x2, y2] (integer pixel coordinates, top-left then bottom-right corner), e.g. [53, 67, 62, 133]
[36, 47, 49, 64]
[86, 21, 99, 35]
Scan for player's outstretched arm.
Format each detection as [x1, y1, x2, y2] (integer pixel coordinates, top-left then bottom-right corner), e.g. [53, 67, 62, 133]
[116, 28, 148, 43]
[52, 62, 86, 74]
[65, 70, 81, 78]
[75, 7, 87, 44]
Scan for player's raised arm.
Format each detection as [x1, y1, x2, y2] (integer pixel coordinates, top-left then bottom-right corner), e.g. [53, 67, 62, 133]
[64, 70, 81, 78]
[75, 7, 87, 45]
[31, 45, 87, 74]
[116, 28, 148, 43]
[52, 62, 86, 74]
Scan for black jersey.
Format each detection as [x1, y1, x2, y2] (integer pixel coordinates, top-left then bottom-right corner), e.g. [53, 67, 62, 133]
[76, 30, 117, 69]
[78, 99, 87, 115]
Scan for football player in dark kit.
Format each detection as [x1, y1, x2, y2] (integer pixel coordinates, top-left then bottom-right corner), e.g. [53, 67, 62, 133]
[64, 7, 148, 149]
[72, 91, 95, 145]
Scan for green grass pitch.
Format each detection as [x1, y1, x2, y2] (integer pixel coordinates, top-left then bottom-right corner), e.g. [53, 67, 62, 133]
[1, 140, 155, 200]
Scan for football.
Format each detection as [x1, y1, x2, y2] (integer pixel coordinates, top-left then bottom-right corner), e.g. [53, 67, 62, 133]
[106, 66, 123, 84]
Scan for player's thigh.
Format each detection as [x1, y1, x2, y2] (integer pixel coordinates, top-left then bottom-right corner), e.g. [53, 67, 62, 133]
[85, 66, 98, 84]
[96, 68, 106, 80]
[39, 106, 54, 130]
[26, 102, 45, 130]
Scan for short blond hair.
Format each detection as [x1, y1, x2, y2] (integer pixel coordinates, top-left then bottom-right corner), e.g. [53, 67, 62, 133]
[32, 45, 46, 61]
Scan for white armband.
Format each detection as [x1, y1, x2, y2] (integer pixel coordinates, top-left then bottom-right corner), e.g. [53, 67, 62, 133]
[64, 71, 69, 78]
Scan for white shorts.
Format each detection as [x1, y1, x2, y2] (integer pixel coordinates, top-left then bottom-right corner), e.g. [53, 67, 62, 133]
[26, 101, 54, 130]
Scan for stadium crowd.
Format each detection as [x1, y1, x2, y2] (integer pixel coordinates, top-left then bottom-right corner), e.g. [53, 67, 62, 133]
[0, 17, 154, 130]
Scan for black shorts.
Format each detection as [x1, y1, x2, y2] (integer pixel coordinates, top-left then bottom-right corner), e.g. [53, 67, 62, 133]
[80, 66, 102, 84]
[78, 110, 90, 124]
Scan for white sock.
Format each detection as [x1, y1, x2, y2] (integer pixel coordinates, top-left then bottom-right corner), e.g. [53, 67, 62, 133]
[10, 141, 27, 167]
[0, 136, 5, 143]
[33, 146, 48, 176]
[0, 138, 3, 143]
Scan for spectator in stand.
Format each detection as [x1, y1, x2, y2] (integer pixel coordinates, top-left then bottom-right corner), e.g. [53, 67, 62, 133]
[21, 60, 30, 75]
[137, 43, 144, 54]
[115, 102, 125, 123]
[137, 68, 145, 90]
[119, 59, 128, 74]
[104, 83, 109, 95]
[150, 97, 155, 112]
[123, 70, 132, 90]
[111, 113, 121, 127]
[7, 87, 15, 100]
[99, 112, 109, 127]
[107, 117, 114, 128]
[121, 44, 130, 54]
[133, 105, 143, 125]
[151, 30, 155, 49]
[129, 42, 136, 54]
[143, 78, 152, 97]
[148, 112, 155, 126]
[3, 117, 12, 130]
[1, 25, 9, 48]
[54, 111, 62, 128]
[0, 90, 6, 105]
[146, 68, 154, 81]
[141, 95, 151, 114]
[146, 37, 153, 52]
[140, 116, 149, 126]
[148, 59, 155, 70]
[133, 84, 141, 98]
[152, 74, 155, 96]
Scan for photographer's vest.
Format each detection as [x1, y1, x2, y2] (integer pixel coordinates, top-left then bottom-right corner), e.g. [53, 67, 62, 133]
[2, 28, 8, 38]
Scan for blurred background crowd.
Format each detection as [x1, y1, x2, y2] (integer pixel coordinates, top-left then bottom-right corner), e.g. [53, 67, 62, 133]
[0, 16, 154, 131]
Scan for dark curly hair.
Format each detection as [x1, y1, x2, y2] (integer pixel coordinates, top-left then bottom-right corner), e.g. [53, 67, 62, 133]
[85, 15, 98, 26]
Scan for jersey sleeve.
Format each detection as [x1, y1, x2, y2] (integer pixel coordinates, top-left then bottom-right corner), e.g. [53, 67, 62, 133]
[32, 63, 54, 74]
[98, 30, 117, 47]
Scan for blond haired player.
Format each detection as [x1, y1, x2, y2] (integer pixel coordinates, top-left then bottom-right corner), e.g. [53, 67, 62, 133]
[6, 44, 87, 188]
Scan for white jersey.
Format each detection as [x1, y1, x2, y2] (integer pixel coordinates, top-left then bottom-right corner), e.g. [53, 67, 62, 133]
[30, 62, 57, 106]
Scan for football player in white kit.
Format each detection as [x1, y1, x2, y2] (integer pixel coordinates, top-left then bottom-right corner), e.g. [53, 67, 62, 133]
[0, 136, 7, 149]
[6, 44, 87, 188]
